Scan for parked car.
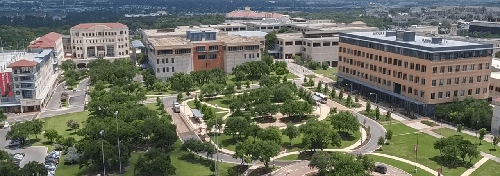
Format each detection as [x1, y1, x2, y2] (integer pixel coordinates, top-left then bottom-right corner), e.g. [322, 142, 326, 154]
[4, 122, 9, 129]
[375, 165, 387, 174]
[172, 101, 181, 113]
[12, 153, 25, 165]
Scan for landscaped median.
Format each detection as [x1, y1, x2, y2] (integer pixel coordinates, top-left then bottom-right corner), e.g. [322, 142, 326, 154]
[469, 159, 500, 176]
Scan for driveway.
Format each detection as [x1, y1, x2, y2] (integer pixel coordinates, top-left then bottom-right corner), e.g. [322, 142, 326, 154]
[0, 129, 47, 167]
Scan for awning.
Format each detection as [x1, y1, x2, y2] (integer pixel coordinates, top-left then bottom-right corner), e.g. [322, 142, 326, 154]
[191, 109, 203, 119]
[132, 40, 145, 49]
[336, 74, 424, 105]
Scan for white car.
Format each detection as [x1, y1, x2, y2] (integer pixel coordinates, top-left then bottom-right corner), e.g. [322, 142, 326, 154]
[4, 122, 9, 129]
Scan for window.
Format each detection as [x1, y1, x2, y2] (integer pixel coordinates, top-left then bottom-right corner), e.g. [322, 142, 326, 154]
[421, 91, 425, 98]
[446, 91, 450, 98]
[313, 43, 321, 47]
[462, 77, 466, 84]
[456, 65, 460, 72]
[439, 79, 444, 86]
[156, 68, 160, 73]
[433, 67, 438, 73]
[432, 80, 436, 86]
[448, 66, 452, 72]
[196, 46, 206, 52]
[409, 75, 413, 82]
[163, 67, 165, 72]
[165, 58, 169, 63]
[461, 90, 465, 96]
[484, 88, 488, 94]
[476, 88, 480, 94]
[447, 79, 451, 85]
[486, 63, 490, 69]
[171, 58, 174, 63]
[440, 66, 445, 73]
[478, 64, 482, 70]
[463, 65, 467, 71]
[453, 90, 458, 97]
[228, 46, 243, 51]
[485, 75, 489, 82]
[408, 87, 413, 94]
[198, 55, 207, 60]
[420, 78, 425, 85]
[404, 62, 408, 68]
[422, 65, 426, 72]
[468, 89, 472, 95]
[416, 64, 420, 71]
[410, 63, 414, 69]
[455, 78, 459, 84]
[323, 42, 330, 46]
[166, 67, 169, 72]
[209, 54, 217, 59]
[469, 77, 473, 83]
[157, 59, 159, 64]
[209, 45, 219, 51]
[470, 64, 475, 71]
[438, 92, 443, 99]
[477, 76, 481, 83]
[172, 67, 175, 72]
[431, 93, 435, 99]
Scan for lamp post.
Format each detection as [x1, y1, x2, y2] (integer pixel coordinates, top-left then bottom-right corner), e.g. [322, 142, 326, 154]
[100, 130, 105, 176]
[115, 111, 122, 176]
[214, 104, 219, 176]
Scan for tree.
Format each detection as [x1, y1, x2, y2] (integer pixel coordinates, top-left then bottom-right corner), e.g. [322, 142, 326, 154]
[142, 68, 157, 90]
[457, 124, 464, 134]
[294, 55, 304, 65]
[357, 154, 376, 173]
[339, 89, 343, 101]
[234, 141, 251, 165]
[283, 123, 299, 146]
[245, 123, 261, 143]
[309, 152, 334, 175]
[282, 75, 288, 83]
[225, 82, 236, 95]
[170, 72, 192, 92]
[224, 116, 249, 140]
[378, 136, 385, 146]
[346, 94, 352, 107]
[0, 150, 20, 175]
[386, 129, 393, 140]
[479, 128, 487, 145]
[135, 148, 176, 176]
[375, 106, 380, 120]
[355, 94, 359, 103]
[258, 126, 282, 145]
[61, 59, 77, 72]
[21, 161, 48, 176]
[176, 93, 183, 102]
[323, 84, 329, 94]
[386, 111, 391, 119]
[245, 80, 251, 88]
[153, 79, 170, 92]
[330, 87, 336, 99]
[316, 81, 322, 92]
[434, 97, 492, 130]
[321, 62, 329, 70]
[434, 135, 480, 164]
[66, 120, 80, 133]
[300, 119, 341, 151]
[206, 116, 223, 131]
[44, 129, 58, 142]
[366, 100, 371, 113]
[493, 136, 500, 150]
[330, 111, 360, 133]
[0, 109, 7, 122]
[254, 140, 280, 168]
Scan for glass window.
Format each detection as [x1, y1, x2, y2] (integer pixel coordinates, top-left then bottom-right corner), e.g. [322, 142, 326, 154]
[432, 80, 436, 86]
[462, 77, 466, 84]
[438, 92, 443, 98]
[448, 66, 452, 72]
[453, 90, 458, 97]
[455, 65, 460, 72]
[469, 77, 473, 83]
[460, 90, 465, 96]
[431, 93, 435, 99]
[446, 91, 450, 98]
[439, 79, 444, 86]
[477, 76, 481, 83]
[470, 64, 475, 71]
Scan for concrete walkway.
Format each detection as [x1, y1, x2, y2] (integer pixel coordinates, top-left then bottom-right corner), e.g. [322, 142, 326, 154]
[461, 157, 489, 176]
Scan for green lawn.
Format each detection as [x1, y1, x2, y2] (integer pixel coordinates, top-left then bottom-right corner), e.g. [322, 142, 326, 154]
[276, 154, 299, 161]
[367, 154, 434, 176]
[313, 68, 337, 80]
[145, 103, 163, 115]
[383, 123, 419, 135]
[470, 160, 500, 176]
[204, 97, 231, 109]
[377, 133, 481, 176]
[55, 155, 90, 176]
[434, 128, 500, 158]
[269, 72, 299, 80]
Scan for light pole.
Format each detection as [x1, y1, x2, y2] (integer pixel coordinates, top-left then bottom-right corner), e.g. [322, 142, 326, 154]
[100, 130, 105, 176]
[115, 111, 122, 176]
[214, 104, 219, 176]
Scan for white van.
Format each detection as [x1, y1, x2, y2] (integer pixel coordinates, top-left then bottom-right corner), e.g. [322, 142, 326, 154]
[172, 101, 181, 113]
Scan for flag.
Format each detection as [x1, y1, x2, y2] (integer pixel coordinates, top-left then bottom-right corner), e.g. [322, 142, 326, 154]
[414, 144, 417, 153]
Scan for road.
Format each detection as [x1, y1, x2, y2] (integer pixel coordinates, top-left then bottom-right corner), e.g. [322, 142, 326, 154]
[0, 129, 47, 167]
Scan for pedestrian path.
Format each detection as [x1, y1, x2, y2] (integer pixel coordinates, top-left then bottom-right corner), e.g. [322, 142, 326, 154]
[461, 157, 489, 176]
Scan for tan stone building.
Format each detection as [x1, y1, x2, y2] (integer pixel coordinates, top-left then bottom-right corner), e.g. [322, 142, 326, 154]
[69, 23, 130, 67]
[337, 31, 493, 116]
[143, 27, 264, 81]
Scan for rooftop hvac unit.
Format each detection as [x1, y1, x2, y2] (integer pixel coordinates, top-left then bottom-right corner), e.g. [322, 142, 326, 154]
[190, 31, 203, 41]
[431, 37, 443, 44]
[396, 31, 415, 42]
[204, 31, 217, 41]
[186, 30, 196, 40]
[386, 31, 397, 37]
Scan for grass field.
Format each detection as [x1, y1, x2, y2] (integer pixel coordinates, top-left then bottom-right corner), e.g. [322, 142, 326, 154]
[313, 68, 337, 80]
[377, 133, 481, 176]
[367, 154, 434, 176]
[204, 97, 231, 109]
[382, 122, 419, 135]
[433, 128, 500, 158]
[469, 159, 500, 176]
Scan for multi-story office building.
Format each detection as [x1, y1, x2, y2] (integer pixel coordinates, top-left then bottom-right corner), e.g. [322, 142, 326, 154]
[337, 31, 493, 116]
[470, 21, 500, 35]
[69, 23, 130, 67]
[143, 27, 264, 81]
[28, 32, 64, 65]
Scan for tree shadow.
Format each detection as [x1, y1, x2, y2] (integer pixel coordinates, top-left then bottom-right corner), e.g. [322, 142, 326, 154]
[297, 151, 315, 160]
[254, 116, 276, 123]
[248, 167, 274, 176]
[66, 128, 73, 131]
[429, 156, 473, 169]
[490, 148, 497, 152]
[280, 115, 310, 124]
[338, 131, 355, 141]
[178, 152, 215, 168]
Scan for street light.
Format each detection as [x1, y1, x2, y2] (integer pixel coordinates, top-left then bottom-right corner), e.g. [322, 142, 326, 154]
[214, 104, 219, 176]
[100, 130, 105, 176]
[115, 111, 122, 176]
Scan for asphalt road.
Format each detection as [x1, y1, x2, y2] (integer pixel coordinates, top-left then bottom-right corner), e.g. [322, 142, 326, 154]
[0, 129, 47, 167]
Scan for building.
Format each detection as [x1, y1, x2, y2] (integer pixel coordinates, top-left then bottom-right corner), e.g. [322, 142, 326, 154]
[28, 32, 64, 65]
[337, 31, 493, 116]
[225, 6, 289, 22]
[408, 25, 439, 36]
[143, 27, 264, 81]
[0, 49, 59, 113]
[469, 21, 500, 35]
[276, 25, 378, 66]
[69, 23, 130, 67]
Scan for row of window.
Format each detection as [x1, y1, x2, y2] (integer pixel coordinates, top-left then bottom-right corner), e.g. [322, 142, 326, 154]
[156, 58, 175, 64]
[340, 50, 428, 73]
[156, 67, 175, 73]
[339, 35, 493, 61]
[340, 60, 427, 86]
[281, 41, 339, 47]
[431, 76, 489, 86]
[198, 54, 218, 60]
[157, 49, 192, 55]
[432, 64, 490, 74]
[430, 88, 487, 99]
[74, 31, 126, 37]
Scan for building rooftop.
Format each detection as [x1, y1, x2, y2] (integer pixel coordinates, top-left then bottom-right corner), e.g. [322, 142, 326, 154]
[28, 32, 61, 49]
[71, 23, 127, 30]
[228, 31, 267, 37]
[148, 37, 189, 47]
[148, 32, 263, 48]
[8, 59, 37, 68]
[277, 33, 303, 40]
[226, 10, 282, 18]
[342, 32, 493, 52]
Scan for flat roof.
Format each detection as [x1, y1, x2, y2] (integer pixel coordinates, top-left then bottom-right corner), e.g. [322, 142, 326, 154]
[191, 109, 203, 118]
[131, 40, 145, 48]
[341, 32, 493, 52]
[229, 31, 267, 37]
[148, 37, 188, 47]
[149, 32, 262, 47]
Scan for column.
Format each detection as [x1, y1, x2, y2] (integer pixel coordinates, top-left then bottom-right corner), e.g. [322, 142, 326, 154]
[94, 46, 97, 58]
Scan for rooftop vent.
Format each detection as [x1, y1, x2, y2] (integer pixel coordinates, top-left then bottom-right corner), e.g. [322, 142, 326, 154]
[386, 31, 396, 37]
[431, 37, 443, 44]
[396, 31, 415, 42]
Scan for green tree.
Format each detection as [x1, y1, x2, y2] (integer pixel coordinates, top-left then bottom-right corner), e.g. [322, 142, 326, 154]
[346, 94, 352, 107]
[0, 150, 20, 175]
[493, 136, 500, 150]
[170, 72, 192, 92]
[316, 81, 322, 92]
[321, 62, 329, 70]
[254, 140, 280, 168]
[330, 87, 336, 99]
[135, 148, 176, 176]
[366, 100, 371, 113]
[300, 119, 341, 151]
[176, 93, 183, 102]
[142, 68, 157, 90]
[44, 129, 58, 142]
[0, 109, 7, 122]
[258, 126, 282, 144]
[234, 140, 252, 165]
[245, 80, 251, 88]
[378, 136, 385, 146]
[386, 129, 393, 140]
[323, 84, 329, 94]
[309, 152, 333, 175]
[225, 82, 236, 95]
[330, 111, 360, 133]
[386, 111, 391, 120]
[339, 89, 343, 101]
[224, 116, 249, 140]
[61, 59, 77, 72]
[283, 123, 299, 146]
[479, 128, 487, 145]
[375, 106, 380, 120]
[21, 161, 47, 176]
[355, 94, 359, 103]
[457, 124, 463, 134]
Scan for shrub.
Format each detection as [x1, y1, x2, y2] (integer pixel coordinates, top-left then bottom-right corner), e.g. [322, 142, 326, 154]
[64, 147, 81, 165]
[420, 120, 435, 127]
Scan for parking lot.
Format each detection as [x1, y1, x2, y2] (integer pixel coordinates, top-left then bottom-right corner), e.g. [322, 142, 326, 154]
[0, 129, 47, 167]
